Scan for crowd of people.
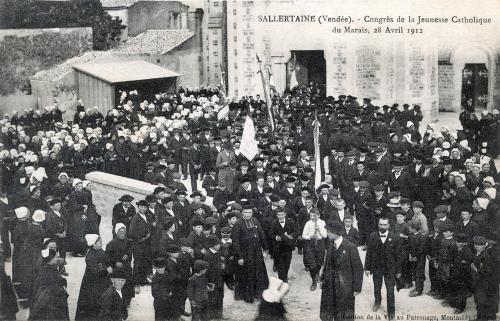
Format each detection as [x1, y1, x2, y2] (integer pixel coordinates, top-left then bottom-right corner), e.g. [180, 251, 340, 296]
[0, 82, 499, 321]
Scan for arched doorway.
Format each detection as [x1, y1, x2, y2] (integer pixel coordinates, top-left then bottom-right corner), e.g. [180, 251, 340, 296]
[450, 44, 495, 112]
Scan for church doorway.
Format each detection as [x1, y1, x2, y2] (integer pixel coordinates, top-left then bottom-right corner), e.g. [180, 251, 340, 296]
[288, 50, 326, 88]
[461, 63, 488, 110]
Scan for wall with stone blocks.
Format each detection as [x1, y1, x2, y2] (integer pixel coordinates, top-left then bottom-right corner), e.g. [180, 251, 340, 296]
[85, 171, 157, 244]
[438, 64, 455, 111]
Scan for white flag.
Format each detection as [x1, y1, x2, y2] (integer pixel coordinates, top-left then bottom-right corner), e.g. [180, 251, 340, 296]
[240, 116, 259, 161]
[217, 105, 229, 120]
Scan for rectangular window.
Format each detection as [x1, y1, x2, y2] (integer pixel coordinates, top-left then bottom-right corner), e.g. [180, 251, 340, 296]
[213, 51, 218, 57]
[233, 22, 237, 29]
[233, 36, 237, 42]
[213, 1, 219, 6]
[233, 8, 237, 15]
[213, 40, 218, 46]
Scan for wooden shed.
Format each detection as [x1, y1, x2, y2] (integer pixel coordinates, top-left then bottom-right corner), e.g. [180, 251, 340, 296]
[73, 60, 180, 112]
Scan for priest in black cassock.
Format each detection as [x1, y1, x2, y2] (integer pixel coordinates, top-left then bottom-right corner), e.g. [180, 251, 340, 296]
[231, 202, 269, 303]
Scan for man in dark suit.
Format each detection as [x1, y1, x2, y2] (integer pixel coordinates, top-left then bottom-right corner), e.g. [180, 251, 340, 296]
[188, 139, 204, 190]
[129, 200, 153, 288]
[269, 208, 298, 282]
[99, 269, 127, 321]
[364, 217, 402, 320]
[342, 215, 361, 246]
[320, 220, 363, 321]
[112, 195, 136, 236]
[45, 198, 68, 259]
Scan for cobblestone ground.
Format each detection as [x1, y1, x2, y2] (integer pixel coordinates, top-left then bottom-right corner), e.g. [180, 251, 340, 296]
[7, 111, 499, 321]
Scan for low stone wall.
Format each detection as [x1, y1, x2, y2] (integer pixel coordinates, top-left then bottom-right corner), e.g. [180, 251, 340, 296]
[85, 171, 157, 244]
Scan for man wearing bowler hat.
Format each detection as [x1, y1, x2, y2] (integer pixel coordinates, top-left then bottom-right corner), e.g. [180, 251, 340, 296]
[320, 220, 363, 321]
[112, 194, 136, 236]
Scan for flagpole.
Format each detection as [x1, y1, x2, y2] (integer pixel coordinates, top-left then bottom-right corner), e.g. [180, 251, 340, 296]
[313, 109, 322, 191]
[256, 54, 275, 139]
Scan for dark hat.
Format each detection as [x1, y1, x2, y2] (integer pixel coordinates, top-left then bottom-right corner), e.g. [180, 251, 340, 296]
[240, 202, 254, 210]
[165, 244, 181, 254]
[270, 194, 280, 202]
[226, 211, 238, 219]
[434, 205, 449, 213]
[285, 176, 296, 184]
[472, 236, 487, 245]
[441, 222, 455, 232]
[408, 220, 421, 229]
[325, 220, 344, 234]
[154, 187, 166, 194]
[373, 184, 385, 192]
[205, 216, 218, 226]
[318, 184, 330, 190]
[145, 194, 157, 203]
[48, 197, 63, 206]
[343, 214, 354, 221]
[136, 200, 148, 207]
[176, 190, 187, 196]
[119, 194, 134, 202]
[110, 269, 127, 279]
[191, 203, 203, 211]
[359, 181, 370, 188]
[455, 233, 468, 243]
[163, 218, 175, 230]
[412, 201, 424, 208]
[193, 260, 209, 272]
[190, 191, 202, 198]
[240, 175, 252, 184]
[300, 186, 310, 192]
[329, 189, 340, 196]
[153, 257, 167, 269]
[400, 197, 410, 205]
[263, 186, 274, 194]
[207, 235, 221, 248]
[221, 226, 232, 235]
[163, 196, 175, 204]
[192, 218, 204, 226]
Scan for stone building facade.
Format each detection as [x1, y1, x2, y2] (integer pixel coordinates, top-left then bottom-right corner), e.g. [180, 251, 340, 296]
[220, 0, 500, 119]
[202, 0, 227, 88]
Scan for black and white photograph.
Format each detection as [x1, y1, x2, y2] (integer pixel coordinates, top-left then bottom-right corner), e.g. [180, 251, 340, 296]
[0, 0, 499, 320]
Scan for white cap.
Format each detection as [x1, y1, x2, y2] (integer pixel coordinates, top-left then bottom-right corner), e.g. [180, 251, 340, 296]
[15, 207, 29, 219]
[114, 223, 127, 234]
[85, 234, 100, 247]
[72, 178, 83, 187]
[483, 176, 495, 186]
[476, 197, 489, 210]
[32, 210, 46, 223]
[484, 187, 496, 200]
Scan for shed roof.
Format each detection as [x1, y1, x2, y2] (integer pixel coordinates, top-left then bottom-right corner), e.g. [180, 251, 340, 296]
[116, 29, 194, 55]
[73, 60, 180, 83]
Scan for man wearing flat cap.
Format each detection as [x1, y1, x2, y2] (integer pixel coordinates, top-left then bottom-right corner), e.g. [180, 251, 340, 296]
[320, 220, 363, 321]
